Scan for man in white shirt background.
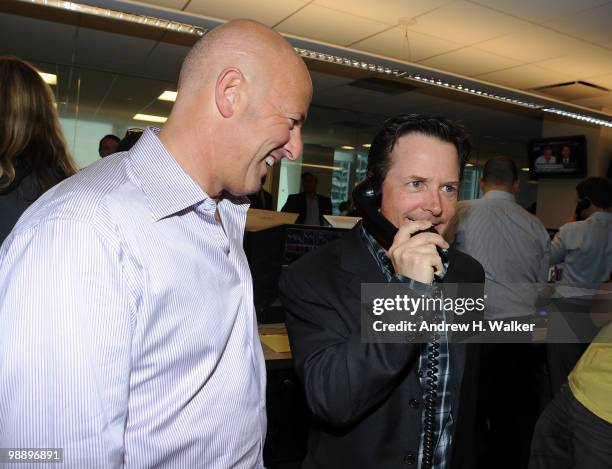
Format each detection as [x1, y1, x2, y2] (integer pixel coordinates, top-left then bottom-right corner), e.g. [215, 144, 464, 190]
[447, 156, 551, 469]
[547, 176, 612, 394]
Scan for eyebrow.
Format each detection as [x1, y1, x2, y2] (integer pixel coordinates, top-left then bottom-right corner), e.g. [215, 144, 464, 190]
[406, 176, 460, 185]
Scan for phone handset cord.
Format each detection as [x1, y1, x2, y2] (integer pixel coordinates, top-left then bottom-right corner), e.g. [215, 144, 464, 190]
[421, 332, 440, 469]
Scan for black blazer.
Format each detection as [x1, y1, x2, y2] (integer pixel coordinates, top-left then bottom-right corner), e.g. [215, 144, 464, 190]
[279, 225, 484, 469]
[248, 189, 274, 210]
[281, 192, 332, 225]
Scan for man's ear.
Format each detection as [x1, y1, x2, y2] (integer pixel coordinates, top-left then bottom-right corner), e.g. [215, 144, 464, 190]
[215, 67, 244, 118]
[513, 179, 520, 193]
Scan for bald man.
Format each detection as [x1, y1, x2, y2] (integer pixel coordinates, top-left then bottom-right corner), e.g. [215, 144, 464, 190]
[0, 20, 312, 468]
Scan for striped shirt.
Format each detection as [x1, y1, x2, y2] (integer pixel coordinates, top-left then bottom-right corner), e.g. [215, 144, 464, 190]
[0, 129, 266, 468]
[360, 226, 453, 469]
[450, 190, 550, 319]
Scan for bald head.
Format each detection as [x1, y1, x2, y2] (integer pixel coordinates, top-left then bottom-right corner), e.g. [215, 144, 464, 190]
[159, 19, 312, 198]
[177, 19, 309, 103]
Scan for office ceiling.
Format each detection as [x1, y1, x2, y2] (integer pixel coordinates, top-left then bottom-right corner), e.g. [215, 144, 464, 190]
[129, 0, 612, 113]
[6, 0, 612, 167]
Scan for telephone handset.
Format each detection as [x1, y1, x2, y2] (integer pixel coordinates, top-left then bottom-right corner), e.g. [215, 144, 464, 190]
[353, 178, 442, 469]
[352, 178, 448, 266]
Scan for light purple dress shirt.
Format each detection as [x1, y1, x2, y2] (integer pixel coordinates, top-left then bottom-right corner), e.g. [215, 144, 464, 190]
[0, 129, 267, 468]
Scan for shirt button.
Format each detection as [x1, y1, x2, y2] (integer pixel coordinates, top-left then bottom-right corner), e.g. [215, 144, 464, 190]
[403, 453, 416, 465]
[409, 398, 420, 408]
[418, 369, 423, 378]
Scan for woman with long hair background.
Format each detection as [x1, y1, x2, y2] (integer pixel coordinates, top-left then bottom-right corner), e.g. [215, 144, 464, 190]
[0, 56, 77, 244]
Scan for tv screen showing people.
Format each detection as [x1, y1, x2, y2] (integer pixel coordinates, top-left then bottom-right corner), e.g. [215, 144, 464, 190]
[528, 135, 587, 179]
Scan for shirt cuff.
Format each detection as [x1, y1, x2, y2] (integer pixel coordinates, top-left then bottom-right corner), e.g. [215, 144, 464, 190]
[393, 274, 436, 297]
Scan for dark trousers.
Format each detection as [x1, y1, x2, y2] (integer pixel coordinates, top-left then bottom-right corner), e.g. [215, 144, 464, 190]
[478, 342, 538, 469]
[529, 384, 612, 469]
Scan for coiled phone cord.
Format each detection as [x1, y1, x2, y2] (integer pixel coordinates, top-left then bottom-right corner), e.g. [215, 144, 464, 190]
[421, 332, 440, 469]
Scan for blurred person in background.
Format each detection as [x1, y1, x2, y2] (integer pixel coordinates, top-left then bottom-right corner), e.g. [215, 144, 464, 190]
[282, 171, 332, 225]
[0, 56, 77, 244]
[547, 177, 612, 394]
[98, 134, 120, 157]
[116, 128, 144, 153]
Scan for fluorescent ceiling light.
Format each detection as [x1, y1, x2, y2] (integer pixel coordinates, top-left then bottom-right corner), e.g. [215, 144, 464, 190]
[465, 163, 474, 167]
[285, 162, 341, 171]
[362, 144, 371, 148]
[134, 113, 167, 123]
[16, 0, 206, 36]
[39, 72, 57, 85]
[158, 91, 177, 102]
[521, 167, 530, 172]
[340, 145, 355, 150]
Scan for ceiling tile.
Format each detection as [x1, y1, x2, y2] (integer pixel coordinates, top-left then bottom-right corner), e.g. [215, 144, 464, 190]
[75, 28, 156, 77]
[469, 0, 610, 24]
[475, 63, 574, 90]
[547, 2, 612, 48]
[419, 47, 522, 77]
[352, 27, 463, 63]
[185, 0, 309, 27]
[568, 94, 612, 109]
[0, 12, 76, 65]
[309, 70, 356, 93]
[589, 74, 612, 90]
[408, 0, 530, 45]
[312, 0, 452, 26]
[275, 4, 389, 46]
[538, 47, 612, 80]
[144, 42, 190, 83]
[476, 24, 586, 62]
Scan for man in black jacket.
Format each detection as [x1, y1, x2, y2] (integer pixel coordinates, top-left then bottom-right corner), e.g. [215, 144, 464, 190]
[281, 172, 332, 225]
[279, 114, 484, 469]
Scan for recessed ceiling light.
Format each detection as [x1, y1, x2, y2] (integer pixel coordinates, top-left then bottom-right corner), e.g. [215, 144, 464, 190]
[158, 91, 177, 102]
[39, 72, 57, 85]
[133, 113, 167, 123]
[465, 163, 474, 167]
[362, 144, 371, 148]
[521, 167, 530, 172]
[340, 145, 355, 150]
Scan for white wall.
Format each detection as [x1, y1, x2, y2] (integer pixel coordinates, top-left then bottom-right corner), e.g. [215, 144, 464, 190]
[60, 118, 113, 169]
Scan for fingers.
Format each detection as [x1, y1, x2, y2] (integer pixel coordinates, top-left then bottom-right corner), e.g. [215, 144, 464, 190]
[387, 219, 448, 284]
[391, 220, 449, 252]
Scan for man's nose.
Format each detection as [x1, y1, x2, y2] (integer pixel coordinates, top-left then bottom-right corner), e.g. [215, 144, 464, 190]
[424, 189, 442, 217]
[284, 127, 302, 161]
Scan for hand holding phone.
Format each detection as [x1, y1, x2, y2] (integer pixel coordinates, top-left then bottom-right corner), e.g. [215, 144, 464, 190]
[387, 221, 449, 284]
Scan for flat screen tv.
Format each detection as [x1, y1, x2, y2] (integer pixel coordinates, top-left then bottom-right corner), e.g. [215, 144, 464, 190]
[528, 135, 587, 179]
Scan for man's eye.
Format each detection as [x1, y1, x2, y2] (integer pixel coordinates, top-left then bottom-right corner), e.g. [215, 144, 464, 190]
[288, 118, 297, 129]
[407, 181, 423, 189]
[442, 184, 457, 193]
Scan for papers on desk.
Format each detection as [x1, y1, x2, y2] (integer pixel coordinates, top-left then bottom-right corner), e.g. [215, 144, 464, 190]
[260, 334, 291, 353]
[323, 214, 361, 230]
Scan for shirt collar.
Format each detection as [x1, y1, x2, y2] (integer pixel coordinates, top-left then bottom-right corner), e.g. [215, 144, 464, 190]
[128, 128, 210, 221]
[589, 211, 612, 223]
[483, 190, 515, 202]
